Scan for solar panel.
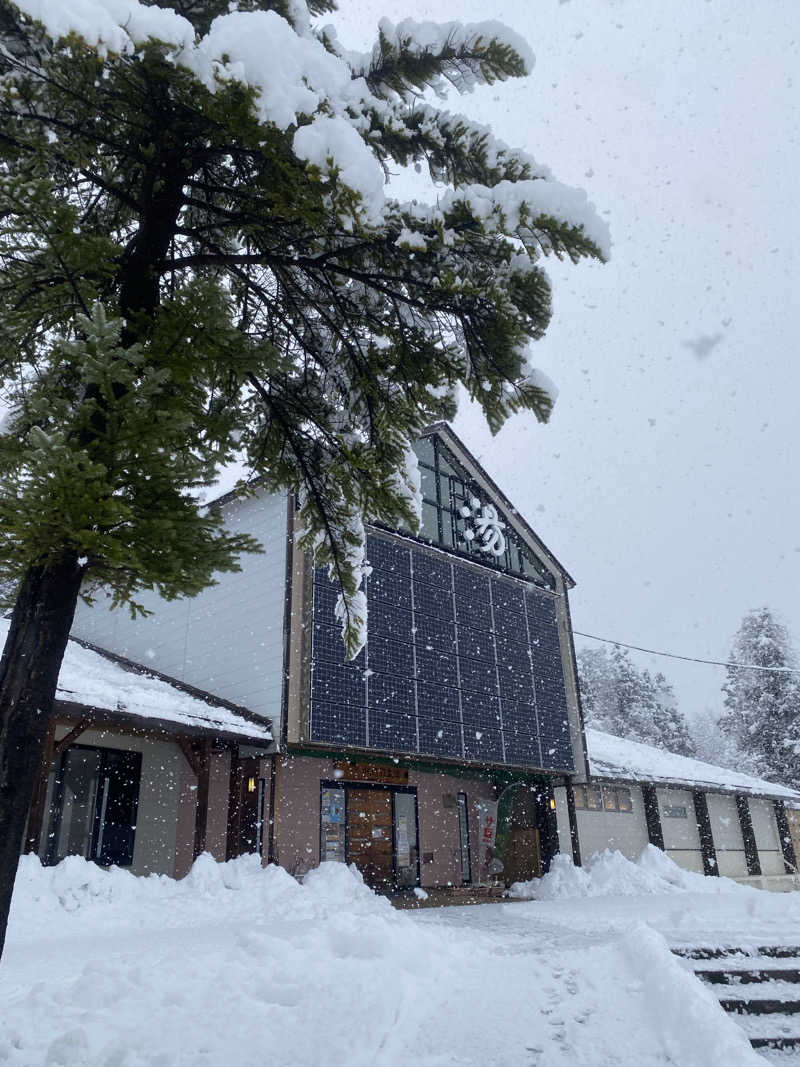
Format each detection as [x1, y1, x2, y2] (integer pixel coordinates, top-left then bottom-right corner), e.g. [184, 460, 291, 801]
[308, 534, 575, 772]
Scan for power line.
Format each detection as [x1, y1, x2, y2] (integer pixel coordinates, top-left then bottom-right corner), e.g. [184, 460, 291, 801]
[572, 630, 800, 674]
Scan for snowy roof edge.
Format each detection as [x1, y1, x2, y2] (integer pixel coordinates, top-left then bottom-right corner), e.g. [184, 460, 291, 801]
[586, 728, 800, 802]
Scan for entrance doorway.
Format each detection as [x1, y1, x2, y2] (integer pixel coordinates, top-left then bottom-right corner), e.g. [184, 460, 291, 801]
[497, 781, 558, 884]
[347, 788, 393, 890]
[45, 745, 141, 867]
[320, 782, 419, 890]
[227, 756, 266, 859]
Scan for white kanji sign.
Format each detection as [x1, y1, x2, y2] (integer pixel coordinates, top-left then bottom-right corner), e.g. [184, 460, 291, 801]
[459, 497, 507, 557]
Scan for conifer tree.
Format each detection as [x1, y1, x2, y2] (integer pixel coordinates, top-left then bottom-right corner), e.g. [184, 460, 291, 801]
[719, 607, 800, 784]
[577, 645, 694, 756]
[0, 0, 607, 957]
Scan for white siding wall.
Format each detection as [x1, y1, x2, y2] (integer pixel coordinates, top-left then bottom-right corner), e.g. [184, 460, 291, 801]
[705, 792, 748, 877]
[576, 786, 650, 862]
[553, 786, 572, 857]
[656, 787, 704, 875]
[749, 797, 785, 876]
[72, 492, 288, 736]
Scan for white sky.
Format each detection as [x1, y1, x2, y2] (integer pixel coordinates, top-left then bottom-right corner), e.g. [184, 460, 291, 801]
[336, 0, 800, 722]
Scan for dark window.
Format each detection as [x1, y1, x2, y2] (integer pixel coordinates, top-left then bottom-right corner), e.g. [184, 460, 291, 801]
[45, 744, 141, 867]
[412, 436, 556, 589]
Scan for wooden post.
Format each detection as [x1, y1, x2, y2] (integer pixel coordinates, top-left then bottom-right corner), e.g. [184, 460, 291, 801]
[736, 794, 761, 876]
[565, 782, 582, 867]
[23, 720, 56, 855]
[774, 800, 798, 874]
[177, 737, 212, 860]
[642, 784, 664, 850]
[693, 790, 718, 876]
[193, 740, 212, 859]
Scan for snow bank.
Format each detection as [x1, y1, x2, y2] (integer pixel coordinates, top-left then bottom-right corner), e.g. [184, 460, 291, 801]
[3, 853, 767, 1066]
[509, 845, 752, 900]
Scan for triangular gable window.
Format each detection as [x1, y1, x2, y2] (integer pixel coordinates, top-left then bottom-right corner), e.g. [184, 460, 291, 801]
[414, 434, 555, 590]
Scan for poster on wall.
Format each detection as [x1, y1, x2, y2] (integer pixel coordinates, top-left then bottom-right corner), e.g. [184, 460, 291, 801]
[396, 815, 410, 868]
[476, 800, 498, 884]
[321, 788, 346, 862]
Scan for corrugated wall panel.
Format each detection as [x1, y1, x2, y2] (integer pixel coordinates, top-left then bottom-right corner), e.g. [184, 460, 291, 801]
[71, 492, 287, 732]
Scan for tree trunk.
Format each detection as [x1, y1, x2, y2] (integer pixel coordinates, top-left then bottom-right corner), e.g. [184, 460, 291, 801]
[0, 551, 84, 961]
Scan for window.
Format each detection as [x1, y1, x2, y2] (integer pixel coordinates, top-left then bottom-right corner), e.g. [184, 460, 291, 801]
[573, 784, 633, 814]
[413, 435, 555, 589]
[44, 744, 141, 867]
[663, 804, 688, 819]
[586, 786, 603, 811]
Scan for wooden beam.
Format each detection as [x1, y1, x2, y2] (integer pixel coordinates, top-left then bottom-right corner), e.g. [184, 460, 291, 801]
[53, 718, 93, 759]
[736, 794, 761, 876]
[774, 801, 798, 874]
[23, 720, 56, 855]
[693, 790, 718, 876]
[177, 736, 203, 779]
[642, 784, 664, 850]
[565, 782, 582, 867]
[193, 739, 212, 859]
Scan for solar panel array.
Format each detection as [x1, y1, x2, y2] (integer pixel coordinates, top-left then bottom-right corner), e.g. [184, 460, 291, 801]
[309, 532, 575, 771]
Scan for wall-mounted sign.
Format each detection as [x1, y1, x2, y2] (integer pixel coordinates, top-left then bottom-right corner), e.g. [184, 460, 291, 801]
[477, 800, 499, 883]
[333, 761, 409, 785]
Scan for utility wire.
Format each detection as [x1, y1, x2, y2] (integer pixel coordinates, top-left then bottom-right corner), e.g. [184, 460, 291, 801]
[572, 630, 800, 674]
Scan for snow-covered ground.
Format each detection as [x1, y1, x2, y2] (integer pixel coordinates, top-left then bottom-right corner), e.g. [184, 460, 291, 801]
[3, 850, 798, 1066]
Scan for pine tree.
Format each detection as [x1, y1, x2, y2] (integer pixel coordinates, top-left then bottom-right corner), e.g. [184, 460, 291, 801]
[576, 645, 694, 756]
[719, 607, 800, 785]
[0, 0, 606, 957]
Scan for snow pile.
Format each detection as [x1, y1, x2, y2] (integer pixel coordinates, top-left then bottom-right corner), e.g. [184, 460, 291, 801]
[509, 846, 752, 900]
[3, 852, 767, 1066]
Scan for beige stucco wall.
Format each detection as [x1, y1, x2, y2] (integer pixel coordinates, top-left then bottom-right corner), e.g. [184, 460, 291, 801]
[49, 725, 185, 877]
[274, 753, 495, 886]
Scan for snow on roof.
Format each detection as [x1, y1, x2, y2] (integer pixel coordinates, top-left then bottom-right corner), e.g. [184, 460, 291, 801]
[586, 727, 800, 801]
[0, 619, 271, 742]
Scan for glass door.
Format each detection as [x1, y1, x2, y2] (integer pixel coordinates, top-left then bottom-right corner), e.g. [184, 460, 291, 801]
[393, 791, 419, 888]
[457, 792, 472, 884]
[46, 745, 141, 867]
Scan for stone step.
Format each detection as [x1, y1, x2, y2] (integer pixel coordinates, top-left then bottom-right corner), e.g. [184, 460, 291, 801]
[720, 997, 800, 1016]
[675, 946, 800, 962]
[696, 968, 800, 986]
[734, 1012, 800, 1049]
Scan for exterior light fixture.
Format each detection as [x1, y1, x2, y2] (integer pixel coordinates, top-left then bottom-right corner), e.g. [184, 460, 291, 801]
[247, 777, 257, 793]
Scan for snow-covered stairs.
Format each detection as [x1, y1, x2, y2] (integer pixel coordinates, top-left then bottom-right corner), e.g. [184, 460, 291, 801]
[674, 946, 800, 1058]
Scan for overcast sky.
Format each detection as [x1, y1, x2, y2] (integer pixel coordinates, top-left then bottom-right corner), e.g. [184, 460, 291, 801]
[337, 0, 800, 721]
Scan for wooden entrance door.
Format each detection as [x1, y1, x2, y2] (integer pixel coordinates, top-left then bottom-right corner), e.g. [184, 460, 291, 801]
[227, 757, 265, 859]
[347, 788, 393, 890]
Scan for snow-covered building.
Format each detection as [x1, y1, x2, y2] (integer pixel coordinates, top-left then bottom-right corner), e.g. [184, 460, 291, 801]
[22, 423, 800, 893]
[567, 728, 800, 889]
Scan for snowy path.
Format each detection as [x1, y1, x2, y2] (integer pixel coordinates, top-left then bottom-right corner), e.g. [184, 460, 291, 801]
[2, 852, 796, 1066]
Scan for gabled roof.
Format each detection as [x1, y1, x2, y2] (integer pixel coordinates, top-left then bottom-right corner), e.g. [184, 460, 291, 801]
[586, 726, 800, 802]
[0, 619, 272, 745]
[420, 422, 576, 588]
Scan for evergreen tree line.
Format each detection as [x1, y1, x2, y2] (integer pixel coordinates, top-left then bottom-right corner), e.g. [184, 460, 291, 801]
[576, 606, 800, 789]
